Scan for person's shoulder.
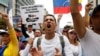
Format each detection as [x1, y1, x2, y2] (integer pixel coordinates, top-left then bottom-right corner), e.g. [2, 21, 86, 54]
[80, 28, 100, 41]
[61, 35, 68, 39]
[34, 37, 39, 41]
[34, 36, 43, 41]
[83, 28, 97, 37]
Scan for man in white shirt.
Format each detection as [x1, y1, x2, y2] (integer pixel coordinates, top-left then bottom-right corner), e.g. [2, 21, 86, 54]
[33, 14, 73, 56]
[70, 0, 100, 56]
[26, 24, 34, 38]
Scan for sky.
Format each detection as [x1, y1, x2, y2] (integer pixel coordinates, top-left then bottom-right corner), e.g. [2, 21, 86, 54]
[34, 0, 88, 28]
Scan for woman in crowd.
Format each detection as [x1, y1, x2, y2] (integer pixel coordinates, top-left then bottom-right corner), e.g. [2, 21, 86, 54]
[68, 29, 82, 56]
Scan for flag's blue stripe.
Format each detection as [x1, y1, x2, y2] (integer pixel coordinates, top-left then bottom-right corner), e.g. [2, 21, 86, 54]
[53, 0, 70, 7]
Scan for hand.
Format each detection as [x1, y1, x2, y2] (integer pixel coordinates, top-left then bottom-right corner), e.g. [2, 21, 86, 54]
[0, 12, 9, 22]
[85, 1, 93, 13]
[57, 14, 63, 23]
[38, 23, 43, 29]
[30, 46, 43, 56]
[28, 38, 33, 45]
[55, 48, 61, 56]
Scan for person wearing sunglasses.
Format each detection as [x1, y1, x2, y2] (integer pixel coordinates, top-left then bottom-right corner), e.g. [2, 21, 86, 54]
[68, 29, 82, 56]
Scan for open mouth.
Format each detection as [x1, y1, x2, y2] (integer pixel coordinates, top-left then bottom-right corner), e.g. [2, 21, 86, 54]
[47, 24, 51, 28]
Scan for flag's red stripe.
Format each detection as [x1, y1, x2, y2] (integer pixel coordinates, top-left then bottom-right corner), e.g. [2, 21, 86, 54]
[54, 6, 82, 14]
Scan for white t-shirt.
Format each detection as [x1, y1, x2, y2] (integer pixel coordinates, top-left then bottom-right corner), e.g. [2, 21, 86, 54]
[70, 42, 82, 56]
[19, 44, 32, 56]
[80, 28, 100, 56]
[26, 31, 34, 38]
[33, 33, 73, 56]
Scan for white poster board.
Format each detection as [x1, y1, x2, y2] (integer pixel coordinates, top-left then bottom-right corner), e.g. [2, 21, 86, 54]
[20, 5, 45, 25]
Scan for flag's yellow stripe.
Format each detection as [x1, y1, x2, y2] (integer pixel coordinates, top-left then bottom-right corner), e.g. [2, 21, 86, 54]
[79, 0, 82, 3]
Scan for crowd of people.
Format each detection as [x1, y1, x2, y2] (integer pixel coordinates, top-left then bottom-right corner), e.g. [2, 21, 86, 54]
[0, 0, 100, 56]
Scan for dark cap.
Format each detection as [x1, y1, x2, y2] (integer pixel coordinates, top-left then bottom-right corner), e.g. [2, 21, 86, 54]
[15, 28, 22, 32]
[21, 38, 28, 42]
[64, 25, 71, 29]
[0, 29, 9, 35]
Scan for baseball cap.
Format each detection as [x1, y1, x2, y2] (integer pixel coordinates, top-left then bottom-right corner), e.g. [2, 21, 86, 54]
[15, 28, 22, 32]
[21, 38, 28, 42]
[0, 29, 9, 35]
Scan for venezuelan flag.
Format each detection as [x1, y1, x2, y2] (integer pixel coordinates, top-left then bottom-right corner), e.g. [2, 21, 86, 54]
[53, 0, 82, 14]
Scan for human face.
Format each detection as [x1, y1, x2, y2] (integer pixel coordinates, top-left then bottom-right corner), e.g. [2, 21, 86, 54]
[43, 15, 57, 33]
[62, 30, 68, 36]
[27, 26, 33, 32]
[2, 34, 10, 45]
[34, 30, 41, 37]
[68, 31, 77, 40]
[91, 12, 100, 30]
[17, 31, 23, 37]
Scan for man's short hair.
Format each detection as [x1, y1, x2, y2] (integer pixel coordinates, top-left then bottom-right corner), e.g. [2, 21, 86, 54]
[15, 28, 22, 32]
[90, 5, 100, 17]
[90, 5, 100, 26]
[28, 24, 33, 27]
[64, 25, 71, 29]
[44, 14, 56, 23]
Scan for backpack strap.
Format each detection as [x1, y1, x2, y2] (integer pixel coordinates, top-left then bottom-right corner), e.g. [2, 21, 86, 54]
[59, 36, 65, 56]
[37, 37, 42, 47]
[59, 36, 65, 48]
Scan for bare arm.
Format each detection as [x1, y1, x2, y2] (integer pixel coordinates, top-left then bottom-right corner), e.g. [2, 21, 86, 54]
[83, 1, 93, 27]
[56, 14, 63, 35]
[70, 0, 86, 38]
[0, 12, 18, 45]
[0, 12, 12, 30]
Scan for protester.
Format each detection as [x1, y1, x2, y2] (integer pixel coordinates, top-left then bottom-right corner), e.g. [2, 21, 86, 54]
[70, 0, 100, 56]
[26, 24, 34, 38]
[34, 29, 42, 37]
[0, 12, 19, 56]
[19, 38, 33, 56]
[32, 14, 73, 56]
[15, 28, 26, 42]
[62, 25, 71, 37]
[68, 29, 82, 56]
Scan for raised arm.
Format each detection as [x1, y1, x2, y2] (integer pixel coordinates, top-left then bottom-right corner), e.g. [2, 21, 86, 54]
[0, 12, 18, 45]
[83, 1, 93, 28]
[20, 38, 33, 56]
[21, 24, 29, 38]
[56, 14, 63, 35]
[70, 0, 86, 38]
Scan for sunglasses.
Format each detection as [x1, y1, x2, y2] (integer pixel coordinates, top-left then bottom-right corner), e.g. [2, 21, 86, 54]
[63, 30, 68, 32]
[69, 32, 76, 35]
